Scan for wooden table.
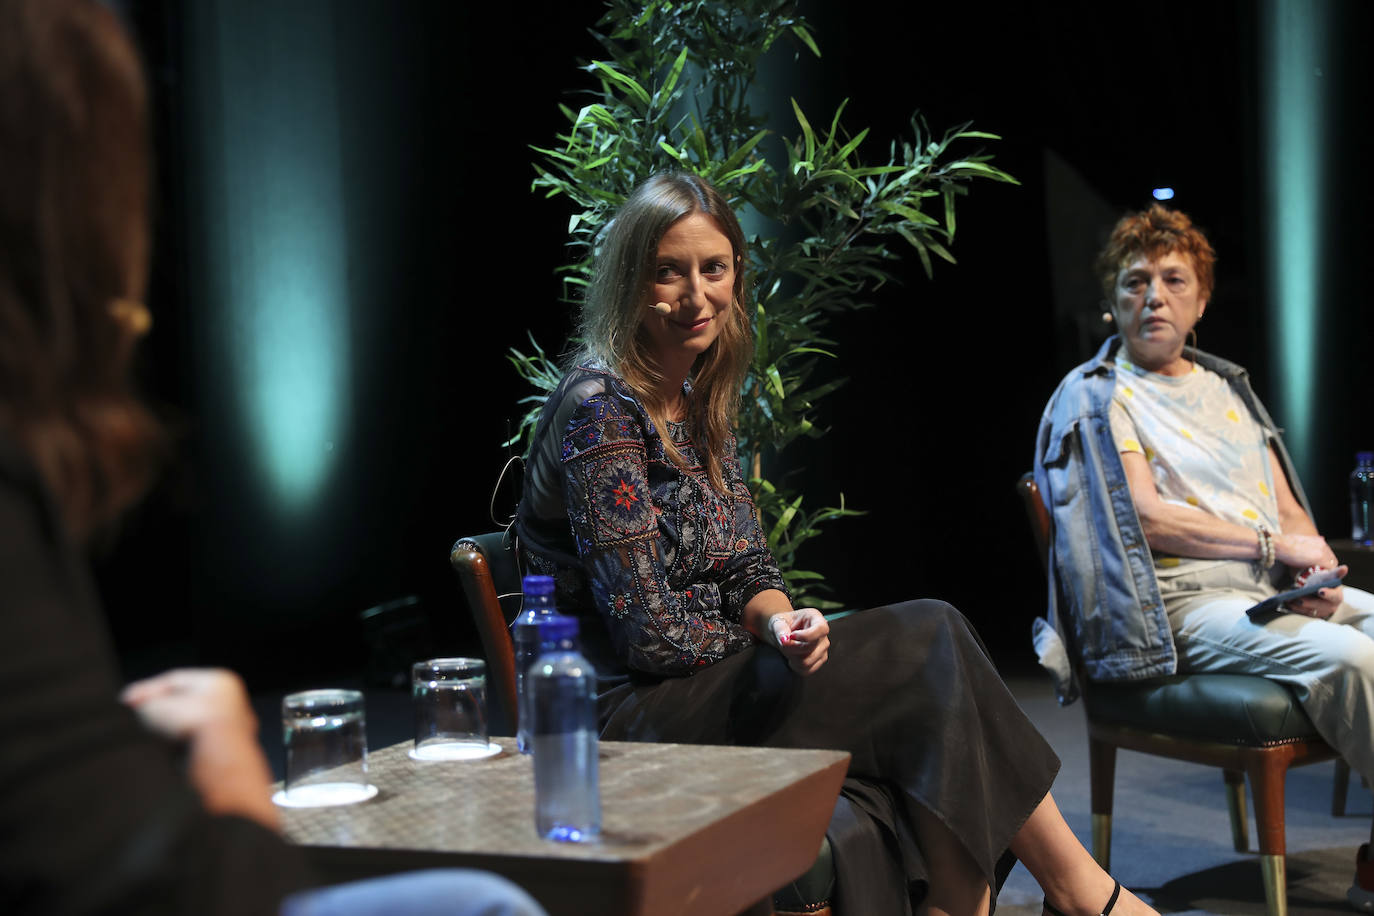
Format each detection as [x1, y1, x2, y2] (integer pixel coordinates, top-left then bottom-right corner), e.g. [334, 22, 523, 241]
[279, 738, 850, 916]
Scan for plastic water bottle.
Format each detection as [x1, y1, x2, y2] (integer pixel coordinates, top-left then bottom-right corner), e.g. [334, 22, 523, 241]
[530, 616, 600, 843]
[1353, 451, 1374, 546]
[513, 575, 561, 754]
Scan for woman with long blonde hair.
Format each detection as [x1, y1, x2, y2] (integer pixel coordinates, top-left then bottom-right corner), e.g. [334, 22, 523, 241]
[517, 171, 1158, 915]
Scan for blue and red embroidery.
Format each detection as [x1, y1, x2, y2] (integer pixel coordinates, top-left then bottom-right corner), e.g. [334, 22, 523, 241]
[607, 593, 632, 619]
[528, 369, 787, 677]
[611, 478, 639, 510]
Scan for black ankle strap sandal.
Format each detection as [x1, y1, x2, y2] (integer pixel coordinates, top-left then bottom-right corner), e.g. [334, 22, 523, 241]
[1043, 879, 1121, 916]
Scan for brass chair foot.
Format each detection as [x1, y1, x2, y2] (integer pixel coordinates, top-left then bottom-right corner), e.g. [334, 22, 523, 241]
[1261, 854, 1288, 916]
[1091, 813, 1112, 872]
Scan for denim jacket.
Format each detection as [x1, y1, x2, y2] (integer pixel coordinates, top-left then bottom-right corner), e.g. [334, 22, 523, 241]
[1031, 336, 1310, 704]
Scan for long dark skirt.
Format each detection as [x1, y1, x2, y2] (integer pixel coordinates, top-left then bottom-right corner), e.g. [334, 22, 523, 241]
[597, 600, 1060, 914]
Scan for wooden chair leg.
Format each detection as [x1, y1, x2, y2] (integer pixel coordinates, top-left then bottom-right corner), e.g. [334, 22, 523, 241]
[1088, 735, 1117, 872]
[1333, 758, 1351, 817]
[1224, 768, 1248, 852]
[1246, 753, 1290, 916]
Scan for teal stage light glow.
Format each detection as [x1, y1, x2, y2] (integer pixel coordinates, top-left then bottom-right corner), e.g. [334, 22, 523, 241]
[1262, 0, 1329, 480]
[193, 1, 350, 515]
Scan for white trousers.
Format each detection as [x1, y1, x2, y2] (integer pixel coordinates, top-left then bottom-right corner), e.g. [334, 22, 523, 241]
[1159, 560, 1374, 783]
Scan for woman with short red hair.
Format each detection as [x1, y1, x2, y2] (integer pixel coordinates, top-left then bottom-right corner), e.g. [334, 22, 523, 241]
[1035, 204, 1374, 912]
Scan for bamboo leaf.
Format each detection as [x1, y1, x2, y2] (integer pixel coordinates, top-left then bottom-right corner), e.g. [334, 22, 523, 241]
[780, 345, 838, 360]
[591, 60, 651, 105]
[785, 570, 826, 581]
[766, 365, 786, 400]
[834, 127, 869, 162]
[925, 238, 957, 264]
[791, 98, 816, 165]
[897, 224, 934, 276]
[791, 23, 821, 58]
[942, 160, 1020, 183]
[657, 47, 689, 101]
[530, 145, 584, 167]
[720, 129, 769, 173]
[718, 159, 768, 183]
[689, 123, 709, 162]
[768, 493, 805, 547]
[807, 169, 867, 192]
[876, 199, 938, 225]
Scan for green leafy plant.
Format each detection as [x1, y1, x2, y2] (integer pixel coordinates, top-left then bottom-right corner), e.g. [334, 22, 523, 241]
[511, 0, 1016, 607]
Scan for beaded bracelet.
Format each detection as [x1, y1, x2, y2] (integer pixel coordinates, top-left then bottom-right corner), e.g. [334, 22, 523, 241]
[1256, 525, 1276, 569]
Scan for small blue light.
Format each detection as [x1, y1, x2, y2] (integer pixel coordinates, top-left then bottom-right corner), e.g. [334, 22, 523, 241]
[1152, 187, 1175, 201]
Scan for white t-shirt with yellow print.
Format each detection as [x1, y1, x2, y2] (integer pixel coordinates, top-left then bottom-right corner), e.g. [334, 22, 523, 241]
[1108, 356, 1281, 576]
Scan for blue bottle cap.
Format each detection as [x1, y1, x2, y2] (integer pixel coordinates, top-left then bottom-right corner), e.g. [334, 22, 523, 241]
[522, 575, 555, 596]
[539, 616, 580, 642]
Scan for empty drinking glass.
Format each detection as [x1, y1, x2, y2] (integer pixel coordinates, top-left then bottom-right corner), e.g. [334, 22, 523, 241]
[275, 688, 377, 807]
[410, 657, 497, 761]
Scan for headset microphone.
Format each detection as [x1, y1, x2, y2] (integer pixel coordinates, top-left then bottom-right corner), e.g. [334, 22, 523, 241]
[650, 302, 672, 315]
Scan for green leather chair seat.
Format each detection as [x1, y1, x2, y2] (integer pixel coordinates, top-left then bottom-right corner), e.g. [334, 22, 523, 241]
[1084, 673, 1319, 746]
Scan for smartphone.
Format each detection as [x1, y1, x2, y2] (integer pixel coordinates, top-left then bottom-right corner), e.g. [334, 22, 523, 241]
[1246, 567, 1347, 617]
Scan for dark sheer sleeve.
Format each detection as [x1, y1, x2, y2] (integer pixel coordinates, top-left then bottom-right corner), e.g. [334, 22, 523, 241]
[559, 392, 756, 676]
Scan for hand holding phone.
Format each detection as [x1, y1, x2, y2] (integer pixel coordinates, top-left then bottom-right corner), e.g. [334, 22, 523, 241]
[1246, 566, 1347, 618]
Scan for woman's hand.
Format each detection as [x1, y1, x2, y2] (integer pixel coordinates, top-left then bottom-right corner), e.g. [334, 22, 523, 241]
[121, 668, 280, 831]
[1284, 564, 1348, 619]
[1274, 532, 1339, 571]
[767, 608, 830, 676]
[121, 668, 259, 740]
[1286, 587, 1344, 619]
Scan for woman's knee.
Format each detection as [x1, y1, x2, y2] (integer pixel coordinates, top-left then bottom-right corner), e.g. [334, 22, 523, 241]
[893, 598, 985, 639]
[1334, 637, 1374, 679]
[887, 598, 965, 627]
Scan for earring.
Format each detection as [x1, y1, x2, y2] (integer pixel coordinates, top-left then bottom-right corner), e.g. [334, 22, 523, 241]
[108, 298, 151, 336]
[1101, 311, 1114, 324]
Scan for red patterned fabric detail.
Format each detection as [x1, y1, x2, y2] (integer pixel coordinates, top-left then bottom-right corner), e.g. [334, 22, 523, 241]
[520, 367, 787, 677]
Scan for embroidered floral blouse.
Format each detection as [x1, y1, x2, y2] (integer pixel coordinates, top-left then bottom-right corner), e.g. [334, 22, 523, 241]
[518, 367, 786, 679]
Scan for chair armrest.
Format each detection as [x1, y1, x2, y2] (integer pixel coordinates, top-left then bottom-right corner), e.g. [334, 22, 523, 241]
[451, 540, 519, 735]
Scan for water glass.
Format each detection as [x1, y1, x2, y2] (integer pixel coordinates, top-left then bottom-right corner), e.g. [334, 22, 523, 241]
[410, 657, 494, 760]
[276, 688, 376, 807]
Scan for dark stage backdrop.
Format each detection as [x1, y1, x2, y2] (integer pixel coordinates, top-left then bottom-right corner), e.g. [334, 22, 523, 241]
[100, 0, 1372, 688]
